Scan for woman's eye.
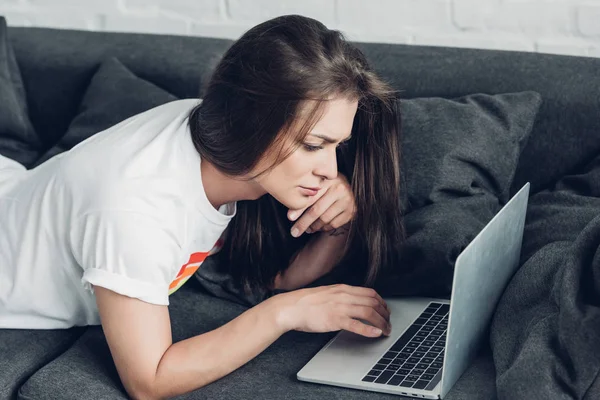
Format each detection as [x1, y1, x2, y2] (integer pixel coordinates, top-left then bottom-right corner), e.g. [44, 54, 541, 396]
[303, 144, 322, 152]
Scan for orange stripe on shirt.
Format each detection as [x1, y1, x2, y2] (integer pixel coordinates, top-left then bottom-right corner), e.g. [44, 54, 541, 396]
[168, 239, 225, 293]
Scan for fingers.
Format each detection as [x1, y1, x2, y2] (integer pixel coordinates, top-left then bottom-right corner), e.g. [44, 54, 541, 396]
[332, 284, 389, 313]
[338, 292, 390, 323]
[307, 204, 345, 233]
[288, 207, 308, 222]
[340, 317, 385, 338]
[321, 212, 353, 232]
[347, 305, 391, 336]
[291, 193, 338, 237]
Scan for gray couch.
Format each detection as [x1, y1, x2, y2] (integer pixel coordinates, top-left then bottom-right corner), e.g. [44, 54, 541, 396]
[2, 22, 600, 400]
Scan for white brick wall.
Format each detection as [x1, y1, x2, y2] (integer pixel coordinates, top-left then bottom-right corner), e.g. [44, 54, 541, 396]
[0, 0, 599, 58]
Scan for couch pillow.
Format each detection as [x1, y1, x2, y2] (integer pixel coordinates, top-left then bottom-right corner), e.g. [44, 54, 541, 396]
[400, 91, 542, 214]
[33, 56, 178, 166]
[370, 91, 542, 297]
[0, 16, 41, 168]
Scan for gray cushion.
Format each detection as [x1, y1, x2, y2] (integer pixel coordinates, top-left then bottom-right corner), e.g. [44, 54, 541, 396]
[0, 328, 85, 400]
[19, 282, 496, 400]
[400, 92, 541, 214]
[9, 26, 230, 153]
[373, 92, 542, 297]
[33, 57, 177, 167]
[0, 17, 40, 168]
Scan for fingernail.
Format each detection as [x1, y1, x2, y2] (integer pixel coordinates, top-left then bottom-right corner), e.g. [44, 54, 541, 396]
[372, 327, 382, 335]
[306, 228, 312, 234]
[291, 228, 299, 237]
[289, 212, 297, 221]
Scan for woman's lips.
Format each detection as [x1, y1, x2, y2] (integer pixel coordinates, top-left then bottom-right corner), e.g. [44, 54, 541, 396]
[299, 186, 320, 196]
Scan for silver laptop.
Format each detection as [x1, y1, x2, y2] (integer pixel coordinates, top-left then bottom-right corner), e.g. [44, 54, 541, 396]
[297, 182, 530, 399]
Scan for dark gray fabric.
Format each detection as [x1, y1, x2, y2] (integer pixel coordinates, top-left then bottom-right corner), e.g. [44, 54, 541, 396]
[8, 27, 231, 153]
[490, 153, 600, 399]
[33, 57, 178, 167]
[19, 281, 496, 400]
[399, 92, 541, 214]
[195, 91, 542, 303]
[0, 328, 85, 400]
[375, 92, 542, 297]
[0, 17, 40, 168]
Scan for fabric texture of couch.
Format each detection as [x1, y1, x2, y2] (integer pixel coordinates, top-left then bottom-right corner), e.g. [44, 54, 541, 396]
[2, 15, 600, 400]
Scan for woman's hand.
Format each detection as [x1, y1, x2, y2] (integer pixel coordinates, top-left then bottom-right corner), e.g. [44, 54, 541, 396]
[271, 284, 392, 338]
[287, 173, 356, 238]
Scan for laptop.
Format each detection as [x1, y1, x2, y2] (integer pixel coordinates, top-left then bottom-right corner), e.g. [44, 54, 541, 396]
[297, 182, 530, 399]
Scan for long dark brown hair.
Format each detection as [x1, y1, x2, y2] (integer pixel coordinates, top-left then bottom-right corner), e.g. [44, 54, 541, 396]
[188, 14, 404, 296]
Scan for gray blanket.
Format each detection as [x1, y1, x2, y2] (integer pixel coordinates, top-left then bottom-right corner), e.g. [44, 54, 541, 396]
[491, 154, 600, 400]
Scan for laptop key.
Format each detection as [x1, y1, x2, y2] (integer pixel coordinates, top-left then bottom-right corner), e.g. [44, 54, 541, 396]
[437, 304, 450, 314]
[375, 371, 394, 384]
[426, 352, 439, 359]
[403, 363, 416, 369]
[412, 351, 426, 358]
[390, 325, 420, 351]
[425, 304, 440, 311]
[423, 340, 436, 346]
[412, 368, 425, 375]
[416, 331, 428, 337]
[384, 351, 398, 358]
[432, 362, 443, 368]
[399, 380, 414, 388]
[422, 357, 435, 363]
[414, 318, 428, 326]
[404, 375, 419, 382]
[388, 375, 404, 385]
[373, 363, 387, 370]
[432, 329, 445, 336]
[385, 365, 400, 371]
[432, 346, 444, 352]
[426, 368, 440, 375]
[414, 380, 430, 389]
[362, 375, 377, 382]
[407, 357, 421, 364]
[398, 368, 411, 375]
[422, 374, 435, 381]
[367, 369, 382, 376]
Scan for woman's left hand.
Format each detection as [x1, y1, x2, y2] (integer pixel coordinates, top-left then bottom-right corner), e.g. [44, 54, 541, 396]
[287, 173, 356, 238]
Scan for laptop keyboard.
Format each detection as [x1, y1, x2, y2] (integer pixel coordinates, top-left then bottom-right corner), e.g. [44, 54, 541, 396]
[361, 302, 449, 390]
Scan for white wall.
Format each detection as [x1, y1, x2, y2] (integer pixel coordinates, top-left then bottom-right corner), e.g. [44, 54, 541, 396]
[1, 0, 599, 58]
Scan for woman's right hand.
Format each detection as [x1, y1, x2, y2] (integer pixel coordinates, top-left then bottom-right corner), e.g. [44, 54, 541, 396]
[270, 284, 392, 338]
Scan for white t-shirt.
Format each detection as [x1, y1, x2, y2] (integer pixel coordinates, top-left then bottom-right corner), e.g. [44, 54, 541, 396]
[0, 99, 236, 329]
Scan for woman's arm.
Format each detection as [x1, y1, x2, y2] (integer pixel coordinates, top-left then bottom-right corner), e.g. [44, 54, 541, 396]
[95, 280, 391, 400]
[273, 225, 350, 291]
[95, 286, 285, 400]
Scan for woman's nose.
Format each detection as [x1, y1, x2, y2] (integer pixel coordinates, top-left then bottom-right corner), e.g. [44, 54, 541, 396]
[315, 150, 338, 180]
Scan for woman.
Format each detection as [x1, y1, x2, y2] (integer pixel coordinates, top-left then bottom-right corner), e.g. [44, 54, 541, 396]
[0, 14, 403, 399]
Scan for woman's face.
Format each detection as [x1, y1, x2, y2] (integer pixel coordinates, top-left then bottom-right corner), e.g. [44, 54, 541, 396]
[253, 97, 358, 210]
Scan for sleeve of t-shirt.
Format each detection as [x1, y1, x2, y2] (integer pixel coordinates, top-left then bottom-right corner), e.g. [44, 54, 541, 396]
[70, 209, 182, 306]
